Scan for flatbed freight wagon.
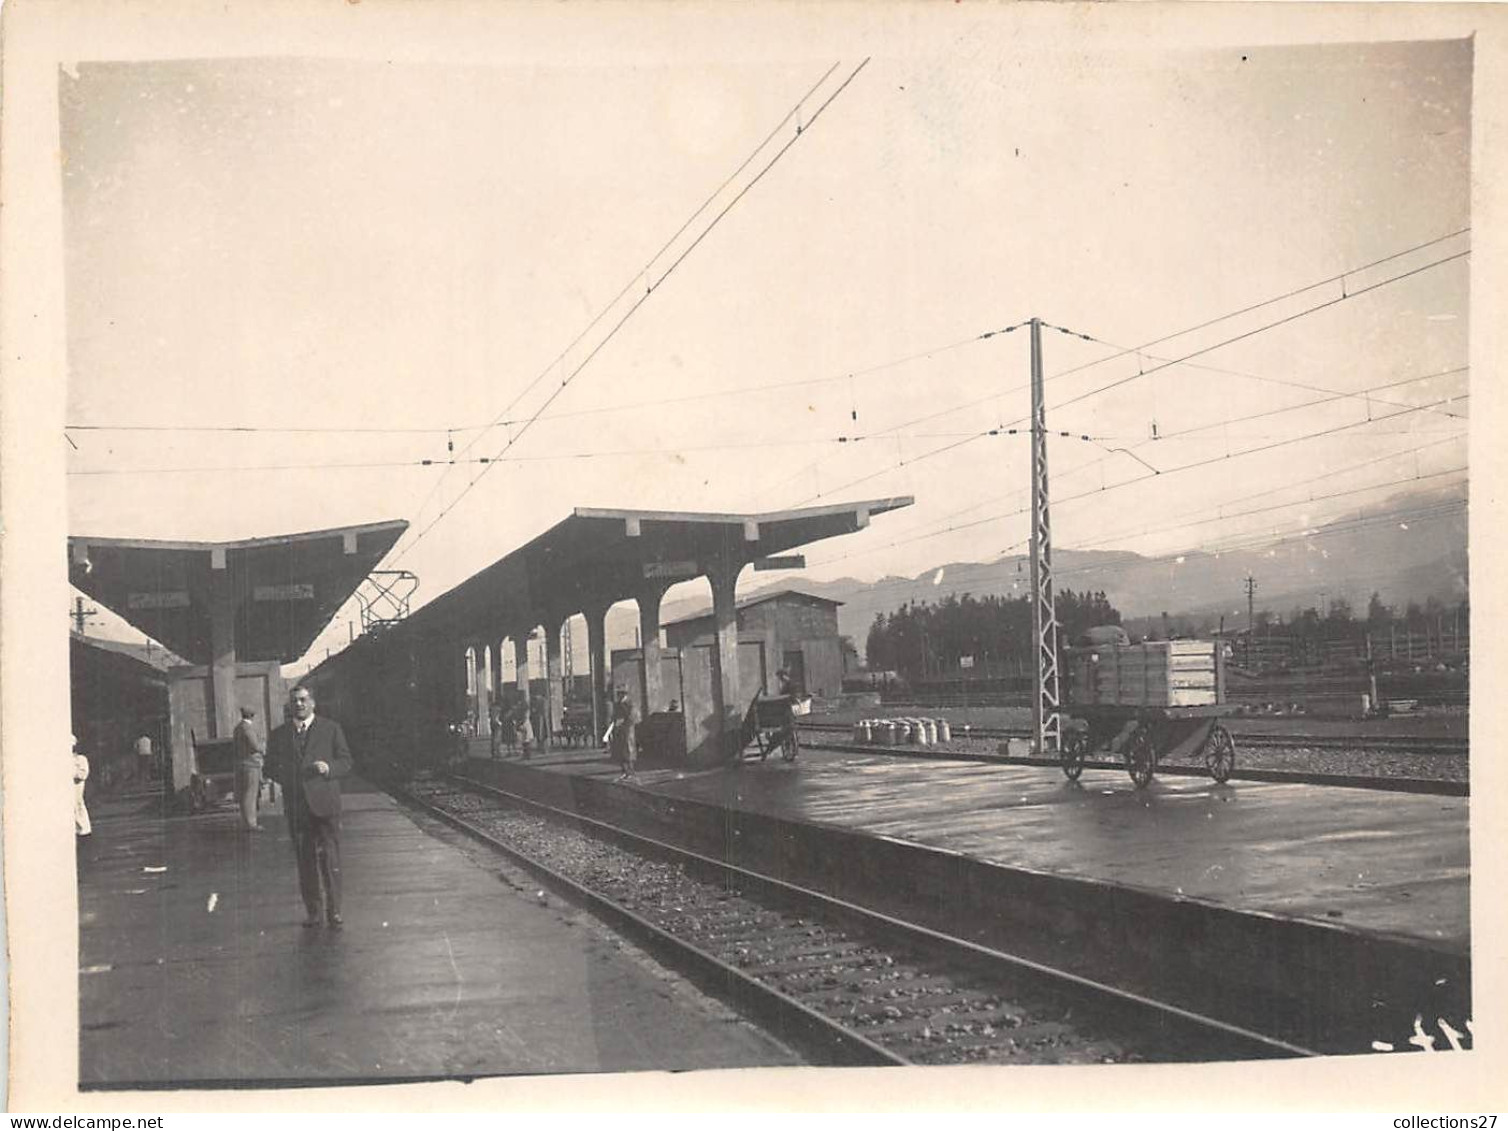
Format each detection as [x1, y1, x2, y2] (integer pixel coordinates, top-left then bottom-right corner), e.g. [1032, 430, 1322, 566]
[1063, 639, 1235, 788]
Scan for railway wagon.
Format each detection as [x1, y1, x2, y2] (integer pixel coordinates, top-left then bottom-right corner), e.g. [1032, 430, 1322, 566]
[303, 631, 459, 776]
[1061, 639, 1236, 787]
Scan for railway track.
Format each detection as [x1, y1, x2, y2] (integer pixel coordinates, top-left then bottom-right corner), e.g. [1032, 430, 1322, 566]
[798, 720, 1467, 755]
[394, 773, 1317, 1068]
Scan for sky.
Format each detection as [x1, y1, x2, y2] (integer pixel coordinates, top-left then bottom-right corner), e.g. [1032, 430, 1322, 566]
[58, 31, 1472, 665]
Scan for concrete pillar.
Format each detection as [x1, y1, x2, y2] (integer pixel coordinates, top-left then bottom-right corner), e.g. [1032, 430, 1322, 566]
[207, 574, 238, 741]
[476, 644, 493, 737]
[513, 633, 532, 704]
[456, 646, 471, 728]
[544, 615, 566, 744]
[584, 603, 610, 742]
[707, 558, 745, 760]
[636, 580, 673, 716]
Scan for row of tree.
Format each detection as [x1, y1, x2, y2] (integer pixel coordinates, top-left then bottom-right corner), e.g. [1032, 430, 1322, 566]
[864, 589, 1121, 682]
[864, 589, 1470, 682]
[1231, 592, 1469, 641]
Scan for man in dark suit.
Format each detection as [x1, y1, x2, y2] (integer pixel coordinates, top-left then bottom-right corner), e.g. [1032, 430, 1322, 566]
[269, 684, 352, 928]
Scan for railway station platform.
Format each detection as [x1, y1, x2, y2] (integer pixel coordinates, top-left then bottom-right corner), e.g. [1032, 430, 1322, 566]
[76, 776, 800, 1088]
[462, 743, 1471, 1053]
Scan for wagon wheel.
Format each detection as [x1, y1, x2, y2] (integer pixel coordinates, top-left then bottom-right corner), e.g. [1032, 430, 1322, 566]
[1204, 724, 1236, 783]
[1125, 726, 1156, 789]
[1060, 728, 1087, 781]
[781, 726, 799, 763]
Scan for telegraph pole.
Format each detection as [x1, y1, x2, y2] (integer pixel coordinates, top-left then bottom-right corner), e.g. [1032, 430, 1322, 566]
[1243, 575, 1257, 669]
[1029, 318, 1062, 755]
[70, 596, 99, 634]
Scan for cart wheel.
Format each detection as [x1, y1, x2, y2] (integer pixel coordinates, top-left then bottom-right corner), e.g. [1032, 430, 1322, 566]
[1204, 724, 1235, 783]
[1060, 729, 1086, 781]
[781, 729, 799, 762]
[1126, 727, 1156, 789]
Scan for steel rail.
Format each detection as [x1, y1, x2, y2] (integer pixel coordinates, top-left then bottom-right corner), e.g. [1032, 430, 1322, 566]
[387, 779, 905, 1068]
[436, 772, 1318, 1063]
[798, 720, 1466, 755]
[789, 737, 1467, 795]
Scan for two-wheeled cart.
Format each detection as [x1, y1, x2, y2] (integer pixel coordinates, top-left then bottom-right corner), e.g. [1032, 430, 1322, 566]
[1061, 637, 1235, 788]
[736, 694, 805, 763]
[1058, 703, 1236, 788]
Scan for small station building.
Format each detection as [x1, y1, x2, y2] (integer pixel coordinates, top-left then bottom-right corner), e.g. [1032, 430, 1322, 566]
[661, 589, 846, 700]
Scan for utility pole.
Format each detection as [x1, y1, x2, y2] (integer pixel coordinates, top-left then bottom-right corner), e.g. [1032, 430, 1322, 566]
[1243, 575, 1257, 669]
[1365, 633, 1379, 715]
[1029, 317, 1061, 756]
[70, 596, 99, 634]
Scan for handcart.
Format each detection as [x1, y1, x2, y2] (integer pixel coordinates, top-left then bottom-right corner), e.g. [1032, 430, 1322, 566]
[188, 732, 238, 811]
[736, 694, 806, 763]
[1058, 703, 1236, 788]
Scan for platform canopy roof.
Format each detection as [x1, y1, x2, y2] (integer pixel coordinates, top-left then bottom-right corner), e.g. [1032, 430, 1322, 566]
[399, 498, 912, 643]
[67, 520, 408, 665]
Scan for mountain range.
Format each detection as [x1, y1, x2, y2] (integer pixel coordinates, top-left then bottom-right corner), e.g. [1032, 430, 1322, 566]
[647, 483, 1468, 647]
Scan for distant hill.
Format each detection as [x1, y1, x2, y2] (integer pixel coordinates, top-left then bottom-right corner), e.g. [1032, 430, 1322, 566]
[656, 484, 1468, 646]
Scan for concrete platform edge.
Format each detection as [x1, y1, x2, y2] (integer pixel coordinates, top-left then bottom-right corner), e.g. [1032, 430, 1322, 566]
[459, 759, 1471, 1054]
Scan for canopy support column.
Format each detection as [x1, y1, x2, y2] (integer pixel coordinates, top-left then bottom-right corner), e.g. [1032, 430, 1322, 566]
[584, 603, 610, 744]
[705, 556, 746, 761]
[543, 615, 566, 746]
[635, 580, 673, 718]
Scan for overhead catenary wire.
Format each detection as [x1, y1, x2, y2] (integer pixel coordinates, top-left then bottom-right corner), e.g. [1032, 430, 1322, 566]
[1045, 250, 1470, 418]
[802, 397, 1464, 569]
[390, 58, 874, 565]
[782, 245, 1469, 511]
[65, 321, 1022, 443]
[402, 59, 846, 540]
[783, 378, 1467, 571]
[990, 395, 1467, 549]
[801, 229, 1472, 473]
[69, 365, 1464, 479]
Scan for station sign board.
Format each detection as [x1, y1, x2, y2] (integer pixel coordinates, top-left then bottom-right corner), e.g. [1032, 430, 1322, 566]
[960, 655, 975, 669]
[253, 583, 316, 601]
[127, 590, 190, 610]
[753, 555, 806, 571]
[643, 560, 699, 580]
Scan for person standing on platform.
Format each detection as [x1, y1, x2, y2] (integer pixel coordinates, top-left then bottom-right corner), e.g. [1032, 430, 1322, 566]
[516, 697, 535, 761]
[269, 685, 352, 929]
[232, 705, 265, 832]
[530, 695, 549, 755]
[610, 687, 637, 781]
[490, 702, 505, 760]
[73, 736, 92, 847]
[134, 733, 155, 785]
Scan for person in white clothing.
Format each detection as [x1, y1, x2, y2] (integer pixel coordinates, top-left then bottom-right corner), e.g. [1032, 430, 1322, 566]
[73, 738, 91, 844]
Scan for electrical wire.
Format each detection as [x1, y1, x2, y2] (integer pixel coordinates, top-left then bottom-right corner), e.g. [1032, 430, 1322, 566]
[789, 229, 1471, 488]
[399, 60, 851, 548]
[803, 397, 1463, 568]
[783, 248, 1469, 510]
[392, 58, 873, 564]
